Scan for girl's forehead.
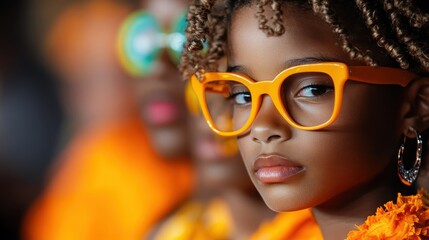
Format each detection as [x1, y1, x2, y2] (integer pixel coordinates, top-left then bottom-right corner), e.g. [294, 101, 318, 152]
[227, 5, 354, 78]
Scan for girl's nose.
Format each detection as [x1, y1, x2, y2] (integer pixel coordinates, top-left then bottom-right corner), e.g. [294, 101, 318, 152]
[250, 96, 292, 144]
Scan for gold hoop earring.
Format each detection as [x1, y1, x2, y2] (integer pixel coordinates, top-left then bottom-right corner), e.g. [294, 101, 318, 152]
[397, 127, 423, 186]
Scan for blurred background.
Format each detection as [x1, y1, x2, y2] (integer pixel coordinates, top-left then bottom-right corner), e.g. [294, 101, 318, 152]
[0, 0, 272, 239]
[0, 1, 63, 239]
[1, 1, 428, 240]
[0, 0, 140, 239]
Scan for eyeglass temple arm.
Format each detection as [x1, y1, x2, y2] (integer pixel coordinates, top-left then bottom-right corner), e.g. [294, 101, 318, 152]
[205, 83, 231, 96]
[349, 66, 417, 87]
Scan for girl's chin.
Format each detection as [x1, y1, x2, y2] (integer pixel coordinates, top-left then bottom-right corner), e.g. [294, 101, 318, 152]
[256, 184, 314, 212]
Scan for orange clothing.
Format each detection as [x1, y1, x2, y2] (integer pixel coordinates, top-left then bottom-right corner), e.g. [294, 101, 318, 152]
[251, 209, 323, 240]
[22, 117, 194, 240]
[252, 191, 429, 239]
[150, 198, 321, 240]
[347, 190, 429, 239]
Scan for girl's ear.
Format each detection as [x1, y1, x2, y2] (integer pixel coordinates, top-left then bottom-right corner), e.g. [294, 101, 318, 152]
[402, 77, 429, 137]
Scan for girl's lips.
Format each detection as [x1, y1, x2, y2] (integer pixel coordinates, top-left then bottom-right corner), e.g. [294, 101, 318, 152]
[253, 155, 304, 183]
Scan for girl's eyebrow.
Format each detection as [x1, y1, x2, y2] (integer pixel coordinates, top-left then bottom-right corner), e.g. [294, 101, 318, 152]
[226, 65, 245, 73]
[226, 56, 343, 73]
[284, 56, 343, 67]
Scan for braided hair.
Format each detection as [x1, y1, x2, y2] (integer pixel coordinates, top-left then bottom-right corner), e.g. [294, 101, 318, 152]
[180, 0, 429, 80]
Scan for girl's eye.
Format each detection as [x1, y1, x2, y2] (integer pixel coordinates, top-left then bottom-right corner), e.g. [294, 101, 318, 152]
[228, 92, 252, 105]
[285, 73, 335, 99]
[297, 84, 334, 98]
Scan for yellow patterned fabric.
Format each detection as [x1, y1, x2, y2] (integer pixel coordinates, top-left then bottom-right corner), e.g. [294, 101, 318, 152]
[152, 199, 232, 240]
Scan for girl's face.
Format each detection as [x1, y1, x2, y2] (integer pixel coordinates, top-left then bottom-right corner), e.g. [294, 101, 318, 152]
[228, 5, 405, 211]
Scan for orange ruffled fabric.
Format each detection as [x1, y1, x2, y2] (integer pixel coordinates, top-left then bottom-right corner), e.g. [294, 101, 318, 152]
[347, 190, 429, 240]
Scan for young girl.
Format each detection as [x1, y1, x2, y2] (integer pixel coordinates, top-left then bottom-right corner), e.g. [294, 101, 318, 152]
[180, 0, 429, 239]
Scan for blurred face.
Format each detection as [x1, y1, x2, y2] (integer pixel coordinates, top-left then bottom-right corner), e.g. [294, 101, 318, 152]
[189, 94, 254, 192]
[134, 0, 189, 158]
[228, 5, 405, 211]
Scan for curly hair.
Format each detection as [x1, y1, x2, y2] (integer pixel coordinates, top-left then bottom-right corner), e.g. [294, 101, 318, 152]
[180, 0, 429, 80]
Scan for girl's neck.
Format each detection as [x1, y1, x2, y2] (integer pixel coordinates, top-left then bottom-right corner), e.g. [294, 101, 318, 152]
[312, 180, 398, 240]
[222, 189, 275, 240]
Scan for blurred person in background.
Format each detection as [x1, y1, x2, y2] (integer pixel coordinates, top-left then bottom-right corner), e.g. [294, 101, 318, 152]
[0, 1, 64, 239]
[145, 71, 322, 240]
[22, 0, 194, 239]
[144, 83, 277, 239]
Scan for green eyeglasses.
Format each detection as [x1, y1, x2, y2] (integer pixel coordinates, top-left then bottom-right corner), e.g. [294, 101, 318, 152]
[117, 10, 187, 76]
[191, 62, 417, 137]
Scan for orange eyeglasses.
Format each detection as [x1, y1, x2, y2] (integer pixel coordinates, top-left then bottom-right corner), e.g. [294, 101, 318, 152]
[190, 62, 417, 137]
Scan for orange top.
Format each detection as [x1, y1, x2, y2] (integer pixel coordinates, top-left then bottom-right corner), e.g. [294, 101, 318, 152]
[22, 116, 194, 240]
[347, 190, 429, 239]
[251, 209, 323, 240]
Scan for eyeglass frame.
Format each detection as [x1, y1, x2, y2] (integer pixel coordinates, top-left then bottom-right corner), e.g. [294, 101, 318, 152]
[191, 62, 417, 137]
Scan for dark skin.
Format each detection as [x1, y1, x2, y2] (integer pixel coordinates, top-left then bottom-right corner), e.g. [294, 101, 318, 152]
[228, 5, 429, 239]
[417, 133, 429, 191]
